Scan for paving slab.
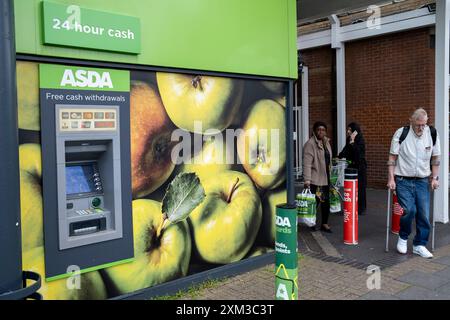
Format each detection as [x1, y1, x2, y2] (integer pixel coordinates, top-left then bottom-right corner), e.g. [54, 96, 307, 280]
[436, 283, 450, 296]
[433, 256, 450, 266]
[396, 270, 450, 290]
[433, 267, 450, 280]
[395, 286, 450, 300]
[358, 291, 401, 300]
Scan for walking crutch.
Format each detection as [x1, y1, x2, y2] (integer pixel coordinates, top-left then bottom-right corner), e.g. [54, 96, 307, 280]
[431, 189, 436, 252]
[385, 188, 392, 252]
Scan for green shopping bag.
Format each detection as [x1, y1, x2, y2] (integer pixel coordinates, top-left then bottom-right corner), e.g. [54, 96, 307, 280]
[330, 187, 342, 213]
[296, 188, 316, 227]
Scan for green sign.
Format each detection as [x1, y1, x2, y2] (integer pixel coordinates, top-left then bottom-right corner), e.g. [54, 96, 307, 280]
[275, 204, 298, 300]
[42, 1, 141, 54]
[39, 64, 130, 92]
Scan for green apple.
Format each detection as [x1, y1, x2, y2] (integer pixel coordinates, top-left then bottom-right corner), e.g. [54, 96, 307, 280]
[237, 99, 286, 190]
[103, 199, 191, 294]
[257, 189, 287, 246]
[22, 247, 107, 300]
[179, 134, 237, 180]
[17, 61, 40, 131]
[188, 171, 262, 264]
[19, 144, 43, 250]
[156, 72, 244, 134]
[130, 81, 176, 198]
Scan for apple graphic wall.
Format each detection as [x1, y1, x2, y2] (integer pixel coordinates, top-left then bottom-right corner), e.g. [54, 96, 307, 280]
[17, 61, 288, 299]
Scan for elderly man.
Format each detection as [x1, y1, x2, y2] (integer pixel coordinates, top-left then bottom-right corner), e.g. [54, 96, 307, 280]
[387, 108, 441, 258]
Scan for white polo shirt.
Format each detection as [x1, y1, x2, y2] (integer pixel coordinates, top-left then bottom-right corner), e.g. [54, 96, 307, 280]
[390, 125, 441, 178]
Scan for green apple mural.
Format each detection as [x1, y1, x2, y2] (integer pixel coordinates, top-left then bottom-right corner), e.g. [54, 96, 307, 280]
[188, 170, 262, 264]
[17, 61, 40, 131]
[103, 199, 192, 294]
[23, 247, 107, 300]
[237, 99, 286, 190]
[178, 133, 238, 181]
[19, 144, 43, 250]
[257, 189, 287, 246]
[156, 72, 244, 134]
[17, 62, 287, 299]
[130, 81, 177, 198]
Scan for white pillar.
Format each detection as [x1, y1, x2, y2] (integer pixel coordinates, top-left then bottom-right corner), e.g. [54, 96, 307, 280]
[302, 66, 310, 146]
[330, 14, 347, 153]
[434, 0, 450, 224]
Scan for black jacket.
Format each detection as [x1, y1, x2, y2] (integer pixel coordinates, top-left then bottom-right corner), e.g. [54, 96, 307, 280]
[338, 135, 367, 170]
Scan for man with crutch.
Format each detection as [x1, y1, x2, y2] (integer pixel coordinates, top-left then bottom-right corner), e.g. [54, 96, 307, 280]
[387, 108, 441, 259]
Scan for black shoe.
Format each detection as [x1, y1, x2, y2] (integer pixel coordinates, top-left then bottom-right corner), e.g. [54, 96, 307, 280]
[310, 226, 318, 232]
[320, 225, 333, 233]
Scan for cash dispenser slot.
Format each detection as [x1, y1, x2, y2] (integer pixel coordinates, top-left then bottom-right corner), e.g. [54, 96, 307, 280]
[70, 217, 107, 236]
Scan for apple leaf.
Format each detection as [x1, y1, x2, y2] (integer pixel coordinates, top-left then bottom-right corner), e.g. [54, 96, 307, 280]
[162, 172, 206, 223]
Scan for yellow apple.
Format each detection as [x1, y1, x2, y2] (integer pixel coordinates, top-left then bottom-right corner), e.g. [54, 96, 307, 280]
[17, 61, 40, 131]
[257, 189, 287, 246]
[103, 200, 191, 294]
[179, 134, 237, 180]
[18, 144, 43, 251]
[237, 99, 286, 190]
[156, 72, 244, 134]
[188, 171, 262, 264]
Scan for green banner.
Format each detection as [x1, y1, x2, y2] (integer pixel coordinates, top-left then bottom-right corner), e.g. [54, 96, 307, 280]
[275, 204, 298, 300]
[42, 1, 141, 54]
[39, 64, 130, 92]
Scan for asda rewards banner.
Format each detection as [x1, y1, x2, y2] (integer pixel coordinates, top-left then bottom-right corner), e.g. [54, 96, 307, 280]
[275, 204, 298, 300]
[17, 60, 288, 299]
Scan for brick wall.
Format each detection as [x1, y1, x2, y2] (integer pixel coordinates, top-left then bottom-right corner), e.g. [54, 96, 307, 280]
[345, 28, 435, 188]
[300, 28, 436, 188]
[300, 46, 337, 153]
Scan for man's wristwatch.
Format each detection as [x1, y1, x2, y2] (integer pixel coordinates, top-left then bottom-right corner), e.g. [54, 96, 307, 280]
[432, 176, 439, 181]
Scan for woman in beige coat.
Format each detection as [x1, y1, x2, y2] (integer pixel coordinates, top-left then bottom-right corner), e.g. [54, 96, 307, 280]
[303, 121, 333, 232]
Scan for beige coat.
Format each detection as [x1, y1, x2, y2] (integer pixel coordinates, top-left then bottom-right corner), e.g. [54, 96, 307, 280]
[303, 135, 332, 186]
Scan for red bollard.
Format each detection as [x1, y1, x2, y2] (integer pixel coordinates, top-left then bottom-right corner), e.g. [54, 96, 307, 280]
[343, 169, 358, 245]
[391, 192, 403, 234]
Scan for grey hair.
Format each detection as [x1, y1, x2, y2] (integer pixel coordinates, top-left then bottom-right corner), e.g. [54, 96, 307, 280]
[411, 108, 428, 121]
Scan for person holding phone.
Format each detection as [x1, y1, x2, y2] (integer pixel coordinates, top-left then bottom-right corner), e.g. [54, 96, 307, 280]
[338, 122, 368, 215]
[303, 121, 333, 233]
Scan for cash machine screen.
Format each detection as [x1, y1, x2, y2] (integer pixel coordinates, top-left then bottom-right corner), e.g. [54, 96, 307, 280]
[65, 164, 98, 196]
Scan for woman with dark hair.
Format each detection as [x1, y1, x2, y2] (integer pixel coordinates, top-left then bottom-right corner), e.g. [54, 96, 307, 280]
[303, 121, 333, 232]
[339, 122, 368, 215]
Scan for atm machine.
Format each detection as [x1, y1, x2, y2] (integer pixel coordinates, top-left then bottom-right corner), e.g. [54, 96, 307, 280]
[56, 105, 123, 249]
[41, 97, 133, 280]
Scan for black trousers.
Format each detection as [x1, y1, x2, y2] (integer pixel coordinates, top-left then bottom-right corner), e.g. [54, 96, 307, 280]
[358, 167, 367, 214]
[310, 185, 330, 225]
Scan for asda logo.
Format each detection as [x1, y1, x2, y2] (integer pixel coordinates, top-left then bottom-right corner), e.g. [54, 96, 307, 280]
[276, 216, 291, 228]
[60, 69, 113, 89]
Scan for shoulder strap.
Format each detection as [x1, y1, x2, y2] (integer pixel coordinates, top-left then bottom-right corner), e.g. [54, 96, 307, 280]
[429, 125, 437, 146]
[399, 126, 409, 145]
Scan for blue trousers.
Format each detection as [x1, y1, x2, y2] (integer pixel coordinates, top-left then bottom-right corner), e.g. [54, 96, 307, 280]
[395, 176, 431, 247]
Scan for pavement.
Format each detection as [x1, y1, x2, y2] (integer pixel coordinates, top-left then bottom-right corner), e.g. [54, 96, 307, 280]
[178, 189, 450, 300]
